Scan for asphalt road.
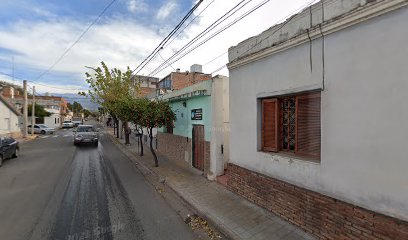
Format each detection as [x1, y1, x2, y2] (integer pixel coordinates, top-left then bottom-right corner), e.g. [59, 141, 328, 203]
[0, 124, 197, 240]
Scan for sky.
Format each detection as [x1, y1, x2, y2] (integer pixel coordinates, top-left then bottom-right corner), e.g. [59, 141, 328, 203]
[0, 0, 318, 94]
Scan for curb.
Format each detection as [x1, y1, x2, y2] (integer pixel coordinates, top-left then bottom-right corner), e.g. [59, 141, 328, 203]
[107, 133, 237, 240]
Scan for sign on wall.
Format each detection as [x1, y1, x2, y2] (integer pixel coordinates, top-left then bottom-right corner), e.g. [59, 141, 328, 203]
[191, 108, 203, 120]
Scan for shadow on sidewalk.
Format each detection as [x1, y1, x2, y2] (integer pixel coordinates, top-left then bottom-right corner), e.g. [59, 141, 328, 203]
[106, 128, 315, 240]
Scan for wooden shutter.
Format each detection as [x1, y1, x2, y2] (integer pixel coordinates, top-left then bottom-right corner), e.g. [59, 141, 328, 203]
[296, 92, 321, 158]
[262, 99, 279, 152]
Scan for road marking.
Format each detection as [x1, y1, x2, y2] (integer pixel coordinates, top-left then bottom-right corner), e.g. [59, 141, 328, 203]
[41, 136, 50, 139]
[52, 135, 59, 138]
[64, 134, 73, 137]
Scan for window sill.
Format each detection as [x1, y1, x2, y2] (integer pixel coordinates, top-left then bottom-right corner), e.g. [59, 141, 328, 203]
[260, 151, 321, 164]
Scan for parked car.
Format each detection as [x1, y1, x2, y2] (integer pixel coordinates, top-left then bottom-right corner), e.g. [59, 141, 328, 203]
[62, 120, 75, 128]
[27, 124, 55, 134]
[74, 125, 99, 146]
[0, 137, 19, 167]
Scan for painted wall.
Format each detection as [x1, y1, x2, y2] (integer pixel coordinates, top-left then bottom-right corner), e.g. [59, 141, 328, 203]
[209, 76, 229, 179]
[170, 96, 212, 142]
[229, 6, 408, 221]
[44, 108, 61, 128]
[0, 101, 20, 137]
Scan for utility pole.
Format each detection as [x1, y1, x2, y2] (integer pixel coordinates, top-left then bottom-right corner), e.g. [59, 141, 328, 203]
[23, 80, 28, 138]
[31, 86, 35, 135]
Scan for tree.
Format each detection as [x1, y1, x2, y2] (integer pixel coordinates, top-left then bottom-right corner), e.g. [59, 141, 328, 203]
[26, 104, 51, 118]
[139, 99, 176, 167]
[81, 109, 92, 118]
[128, 98, 149, 156]
[67, 101, 83, 115]
[81, 61, 138, 144]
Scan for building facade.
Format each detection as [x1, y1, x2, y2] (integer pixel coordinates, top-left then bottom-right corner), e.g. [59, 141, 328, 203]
[0, 94, 21, 137]
[155, 64, 212, 93]
[227, 0, 408, 239]
[1, 86, 67, 128]
[155, 75, 229, 180]
[131, 75, 159, 97]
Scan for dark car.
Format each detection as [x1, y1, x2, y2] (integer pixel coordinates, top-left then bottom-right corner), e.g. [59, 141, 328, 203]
[74, 125, 99, 146]
[0, 137, 19, 167]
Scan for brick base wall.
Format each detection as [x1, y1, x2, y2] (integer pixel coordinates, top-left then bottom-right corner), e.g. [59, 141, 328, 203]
[203, 142, 210, 176]
[157, 132, 192, 169]
[157, 132, 211, 174]
[227, 163, 408, 240]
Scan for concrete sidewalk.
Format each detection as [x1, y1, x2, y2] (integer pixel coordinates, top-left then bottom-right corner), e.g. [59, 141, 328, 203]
[108, 130, 315, 240]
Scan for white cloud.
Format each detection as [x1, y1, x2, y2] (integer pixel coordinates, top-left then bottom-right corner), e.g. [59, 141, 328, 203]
[156, 1, 178, 20]
[127, 0, 148, 13]
[0, 0, 317, 93]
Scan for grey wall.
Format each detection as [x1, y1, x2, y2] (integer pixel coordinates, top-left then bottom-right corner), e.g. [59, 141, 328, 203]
[229, 6, 408, 221]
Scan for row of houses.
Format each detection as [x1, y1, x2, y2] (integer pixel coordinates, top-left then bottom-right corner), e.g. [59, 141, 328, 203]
[138, 0, 408, 239]
[0, 85, 70, 137]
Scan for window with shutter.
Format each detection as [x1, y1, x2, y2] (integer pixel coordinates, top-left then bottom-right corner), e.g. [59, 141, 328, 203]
[261, 91, 321, 160]
[296, 92, 321, 158]
[262, 99, 278, 152]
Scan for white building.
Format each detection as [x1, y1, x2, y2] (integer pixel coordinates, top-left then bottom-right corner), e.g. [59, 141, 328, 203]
[0, 94, 21, 137]
[227, 0, 408, 239]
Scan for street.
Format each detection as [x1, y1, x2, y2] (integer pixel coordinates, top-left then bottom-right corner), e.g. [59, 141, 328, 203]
[0, 125, 198, 240]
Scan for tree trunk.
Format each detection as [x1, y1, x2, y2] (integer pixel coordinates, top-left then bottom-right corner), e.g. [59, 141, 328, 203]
[116, 118, 119, 138]
[113, 118, 116, 135]
[149, 127, 158, 167]
[124, 121, 130, 145]
[139, 128, 144, 156]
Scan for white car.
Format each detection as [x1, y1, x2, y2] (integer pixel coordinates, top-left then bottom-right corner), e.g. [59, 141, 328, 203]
[62, 121, 75, 128]
[27, 124, 56, 134]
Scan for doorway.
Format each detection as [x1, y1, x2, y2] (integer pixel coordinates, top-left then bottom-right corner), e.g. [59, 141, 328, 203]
[192, 125, 205, 171]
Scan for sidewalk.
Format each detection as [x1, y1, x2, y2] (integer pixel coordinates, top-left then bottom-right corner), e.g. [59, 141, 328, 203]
[108, 130, 315, 240]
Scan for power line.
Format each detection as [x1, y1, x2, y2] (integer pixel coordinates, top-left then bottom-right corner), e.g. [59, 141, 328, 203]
[208, 0, 318, 76]
[211, 65, 226, 75]
[132, 0, 204, 74]
[158, 53, 176, 71]
[203, 51, 227, 66]
[148, 0, 250, 76]
[230, 0, 318, 61]
[150, 0, 271, 77]
[35, 0, 117, 81]
[163, 0, 216, 49]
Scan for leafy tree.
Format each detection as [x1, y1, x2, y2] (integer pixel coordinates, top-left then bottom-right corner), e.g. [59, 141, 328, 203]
[73, 101, 83, 115]
[67, 101, 83, 115]
[81, 109, 92, 118]
[26, 104, 51, 118]
[81, 61, 138, 144]
[139, 99, 176, 167]
[128, 98, 149, 156]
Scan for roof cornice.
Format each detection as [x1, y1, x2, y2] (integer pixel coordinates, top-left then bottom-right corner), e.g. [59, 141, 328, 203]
[228, 0, 408, 70]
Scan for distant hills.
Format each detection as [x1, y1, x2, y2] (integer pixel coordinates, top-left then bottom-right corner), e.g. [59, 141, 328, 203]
[52, 93, 100, 111]
[0, 80, 99, 111]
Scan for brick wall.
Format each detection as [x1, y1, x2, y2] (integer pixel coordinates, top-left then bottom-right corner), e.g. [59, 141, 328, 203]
[227, 163, 408, 240]
[171, 72, 212, 90]
[203, 141, 211, 176]
[137, 87, 155, 97]
[157, 132, 192, 169]
[157, 132, 211, 174]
